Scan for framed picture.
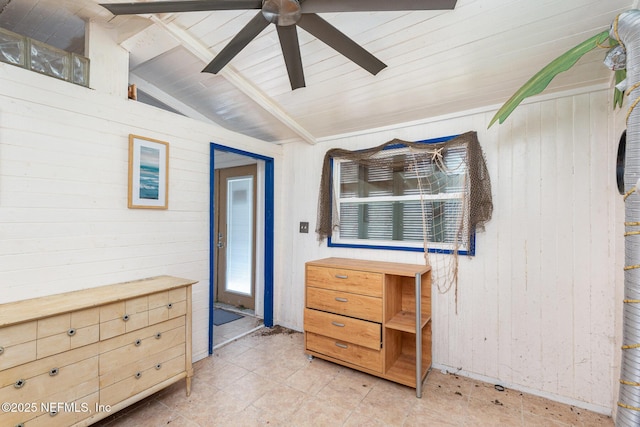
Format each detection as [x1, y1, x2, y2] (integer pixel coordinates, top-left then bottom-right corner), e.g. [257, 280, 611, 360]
[128, 134, 169, 209]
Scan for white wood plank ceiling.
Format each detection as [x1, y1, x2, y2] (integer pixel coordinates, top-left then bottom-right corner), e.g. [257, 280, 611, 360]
[0, 0, 634, 144]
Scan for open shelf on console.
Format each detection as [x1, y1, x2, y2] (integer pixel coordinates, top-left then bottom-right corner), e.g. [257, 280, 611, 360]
[386, 311, 431, 333]
[384, 325, 432, 388]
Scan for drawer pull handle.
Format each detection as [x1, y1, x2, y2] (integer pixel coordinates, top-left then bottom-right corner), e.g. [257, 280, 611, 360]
[49, 368, 59, 376]
[155, 332, 162, 339]
[331, 321, 345, 327]
[67, 328, 76, 337]
[155, 363, 162, 370]
[16, 424, 25, 427]
[123, 314, 130, 322]
[135, 371, 142, 379]
[167, 303, 173, 309]
[0, 346, 4, 355]
[335, 342, 348, 349]
[335, 275, 348, 279]
[14, 379, 26, 389]
[134, 339, 142, 347]
[335, 297, 348, 303]
[50, 408, 59, 417]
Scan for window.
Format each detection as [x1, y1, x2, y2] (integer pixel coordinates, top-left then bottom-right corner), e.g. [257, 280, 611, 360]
[325, 134, 486, 254]
[0, 27, 89, 87]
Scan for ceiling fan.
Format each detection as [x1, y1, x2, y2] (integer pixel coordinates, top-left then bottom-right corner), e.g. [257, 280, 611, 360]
[100, 0, 457, 90]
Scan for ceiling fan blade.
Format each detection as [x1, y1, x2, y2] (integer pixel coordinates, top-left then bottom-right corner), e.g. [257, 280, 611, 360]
[100, 0, 262, 15]
[297, 14, 386, 76]
[301, 0, 457, 13]
[202, 12, 269, 74]
[276, 25, 306, 90]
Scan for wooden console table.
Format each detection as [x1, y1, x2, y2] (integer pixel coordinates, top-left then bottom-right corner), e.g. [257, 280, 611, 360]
[304, 258, 431, 397]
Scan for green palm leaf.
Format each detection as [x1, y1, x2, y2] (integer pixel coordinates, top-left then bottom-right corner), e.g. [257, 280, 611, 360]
[489, 30, 615, 128]
[615, 68, 626, 109]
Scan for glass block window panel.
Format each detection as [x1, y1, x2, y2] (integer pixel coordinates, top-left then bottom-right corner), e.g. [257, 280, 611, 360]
[0, 27, 90, 87]
[71, 54, 89, 86]
[0, 28, 26, 66]
[30, 39, 70, 80]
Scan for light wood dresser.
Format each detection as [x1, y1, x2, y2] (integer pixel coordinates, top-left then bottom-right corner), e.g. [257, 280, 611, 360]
[0, 275, 197, 427]
[304, 257, 432, 397]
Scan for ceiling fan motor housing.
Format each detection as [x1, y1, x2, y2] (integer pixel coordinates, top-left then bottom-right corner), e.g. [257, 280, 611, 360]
[262, 0, 301, 26]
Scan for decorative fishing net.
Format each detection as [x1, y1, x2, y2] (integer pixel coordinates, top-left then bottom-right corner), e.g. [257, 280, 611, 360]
[315, 131, 492, 303]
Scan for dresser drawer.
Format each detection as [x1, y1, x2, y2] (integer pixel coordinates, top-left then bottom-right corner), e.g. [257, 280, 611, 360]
[0, 350, 98, 425]
[4, 378, 99, 427]
[100, 296, 150, 340]
[99, 320, 185, 376]
[37, 308, 99, 339]
[306, 265, 382, 297]
[0, 343, 98, 388]
[0, 355, 97, 404]
[306, 332, 382, 373]
[100, 343, 184, 389]
[29, 388, 99, 427]
[148, 288, 187, 325]
[0, 322, 37, 370]
[1, 379, 99, 427]
[306, 287, 382, 322]
[100, 352, 185, 407]
[304, 309, 380, 350]
[36, 308, 100, 359]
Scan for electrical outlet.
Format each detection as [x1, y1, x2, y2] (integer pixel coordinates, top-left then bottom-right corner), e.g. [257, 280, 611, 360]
[299, 222, 309, 233]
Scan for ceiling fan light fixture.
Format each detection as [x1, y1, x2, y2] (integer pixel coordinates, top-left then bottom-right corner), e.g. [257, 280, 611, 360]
[262, 0, 301, 26]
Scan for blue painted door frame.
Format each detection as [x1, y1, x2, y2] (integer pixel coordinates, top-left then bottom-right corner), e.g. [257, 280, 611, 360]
[209, 143, 274, 354]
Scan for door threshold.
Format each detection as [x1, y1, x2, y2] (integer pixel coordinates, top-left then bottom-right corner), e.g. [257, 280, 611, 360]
[214, 302, 256, 318]
[212, 324, 265, 350]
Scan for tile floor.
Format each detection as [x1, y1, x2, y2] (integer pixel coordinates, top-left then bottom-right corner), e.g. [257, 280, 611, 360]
[212, 307, 263, 348]
[94, 326, 613, 427]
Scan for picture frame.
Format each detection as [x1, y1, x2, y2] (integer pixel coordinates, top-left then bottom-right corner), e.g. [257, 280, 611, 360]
[128, 134, 169, 209]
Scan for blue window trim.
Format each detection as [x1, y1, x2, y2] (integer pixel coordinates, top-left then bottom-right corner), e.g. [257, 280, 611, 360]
[327, 133, 476, 256]
[209, 144, 274, 355]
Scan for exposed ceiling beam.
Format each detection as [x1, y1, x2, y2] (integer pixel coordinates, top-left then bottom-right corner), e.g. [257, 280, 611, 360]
[128, 73, 215, 122]
[148, 15, 317, 145]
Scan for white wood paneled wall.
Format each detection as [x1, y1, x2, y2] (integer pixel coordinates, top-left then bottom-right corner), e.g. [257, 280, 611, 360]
[282, 88, 622, 412]
[0, 63, 283, 362]
[0, 27, 622, 412]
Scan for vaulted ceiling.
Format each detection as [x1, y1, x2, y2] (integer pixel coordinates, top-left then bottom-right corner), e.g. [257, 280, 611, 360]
[0, 0, 634, 144]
